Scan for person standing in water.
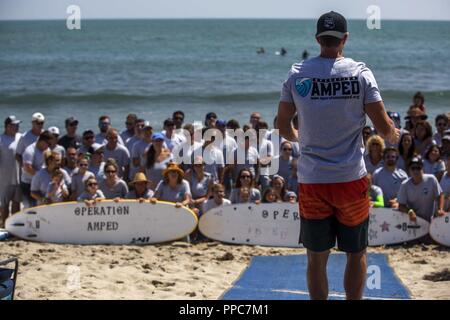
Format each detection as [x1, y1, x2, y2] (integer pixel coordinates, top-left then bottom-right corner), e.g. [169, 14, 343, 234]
[277, 11, 399, 300]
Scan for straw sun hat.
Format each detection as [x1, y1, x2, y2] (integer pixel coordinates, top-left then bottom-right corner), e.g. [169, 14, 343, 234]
[129, 172, 151, 186]
[162, 163, 184, 179]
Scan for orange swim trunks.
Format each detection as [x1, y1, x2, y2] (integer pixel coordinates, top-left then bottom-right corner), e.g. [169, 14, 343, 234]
[298, 176, 370, 227]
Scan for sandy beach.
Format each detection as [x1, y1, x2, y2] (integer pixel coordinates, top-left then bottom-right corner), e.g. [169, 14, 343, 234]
[1, 239, 449, 300]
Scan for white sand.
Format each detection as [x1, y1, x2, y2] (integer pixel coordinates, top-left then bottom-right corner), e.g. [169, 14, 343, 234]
[1, 240, 449, 300]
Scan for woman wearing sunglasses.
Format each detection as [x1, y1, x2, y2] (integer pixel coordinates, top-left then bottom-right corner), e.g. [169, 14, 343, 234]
[98, 159, 128, 202]
[229, 168, 261, 204]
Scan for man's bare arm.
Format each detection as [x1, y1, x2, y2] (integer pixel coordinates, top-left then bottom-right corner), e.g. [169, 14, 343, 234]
[277, 101, 298, 142]
[364, 101, 400, 145]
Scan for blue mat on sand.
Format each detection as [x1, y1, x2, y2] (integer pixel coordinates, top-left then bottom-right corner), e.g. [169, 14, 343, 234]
[222, 253, 410, 300]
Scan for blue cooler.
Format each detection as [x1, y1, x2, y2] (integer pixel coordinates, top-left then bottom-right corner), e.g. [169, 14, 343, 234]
[0, 258, 18, 300]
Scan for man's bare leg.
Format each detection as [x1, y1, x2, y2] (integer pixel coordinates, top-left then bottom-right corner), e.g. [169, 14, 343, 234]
[0, 208, 7, 228]
[344, 250, 367, 300]
[307, 249, 330, 300]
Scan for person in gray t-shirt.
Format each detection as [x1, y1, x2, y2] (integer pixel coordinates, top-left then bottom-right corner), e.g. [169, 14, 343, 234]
[15, 112, 45, 165]
[99, 161, 129, 199]
[372, 148, 408, 207]
[0, 115, 23, 224]
[398, 157, 445, 222]
[126, 172, 154, 201]
[103, 128, 130, 180]
[151, 163, 193, 210]
[70, 158, 95, 201]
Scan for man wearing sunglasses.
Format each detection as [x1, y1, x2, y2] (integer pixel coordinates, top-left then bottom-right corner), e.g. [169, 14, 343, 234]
[15, 112, 45, 167]
[398, 157, 445, 223]
[95, 115, 124, 146]
[0, 116, 23, 227]
[120, 113, 138, 145]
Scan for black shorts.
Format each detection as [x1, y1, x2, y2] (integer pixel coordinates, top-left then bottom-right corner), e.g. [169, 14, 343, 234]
[300, 215, 369, 253]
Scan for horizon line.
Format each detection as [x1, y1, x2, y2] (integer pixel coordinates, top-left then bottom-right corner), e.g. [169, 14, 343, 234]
[1, 17, 450, 22]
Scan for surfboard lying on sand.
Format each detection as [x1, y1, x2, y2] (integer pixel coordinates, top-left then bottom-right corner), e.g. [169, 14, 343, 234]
[199, 203, 302, 248]
[199, 204, 430, 247]
[368, 208, 429, 246]
[429, 213, 450, 247]
[5, 200, 198, 245]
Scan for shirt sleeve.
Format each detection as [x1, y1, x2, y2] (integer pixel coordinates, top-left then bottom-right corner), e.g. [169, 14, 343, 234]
[432, 176, 443, 198]
[280, 69, 294, 103]
[22, 147, 33, 165]
[30, 173, 41, 192]
[360, 66, 382, 105]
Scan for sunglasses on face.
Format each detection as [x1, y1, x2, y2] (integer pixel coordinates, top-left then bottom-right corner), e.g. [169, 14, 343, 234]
[88, 183, 98, 187]
[283, 148, 292, 151]
[125, 122, 134, 126]
[174, 117, 184, 121]
[79, 163, 89, 167]
[240, 175, 251, 179]
[84, 136, 94, 140]
[437, 122, 447, 127]
[34, 122, 44, 126]
[69, 123, 78, 127]
[105, 170, 116, 174]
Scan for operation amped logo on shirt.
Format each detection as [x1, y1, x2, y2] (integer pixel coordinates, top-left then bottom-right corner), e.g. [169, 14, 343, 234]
[295, 77, 360, 100]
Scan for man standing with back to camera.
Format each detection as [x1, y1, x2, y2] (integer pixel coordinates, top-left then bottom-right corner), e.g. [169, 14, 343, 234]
[277, 11, 400, 300]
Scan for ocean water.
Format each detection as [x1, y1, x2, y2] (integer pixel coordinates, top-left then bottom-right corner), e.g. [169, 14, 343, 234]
[0, 19, 449, 132]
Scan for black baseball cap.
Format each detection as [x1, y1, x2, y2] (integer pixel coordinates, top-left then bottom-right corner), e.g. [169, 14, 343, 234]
[65, 117, 79, 127]
[409, 156, 423, 168]
[316, 11, 348, 39]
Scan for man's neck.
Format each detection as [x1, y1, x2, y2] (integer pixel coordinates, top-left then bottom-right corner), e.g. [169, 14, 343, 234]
[385, 165, 396, 172]
[320, 48, 344, 59]
[31, 128, 41, 136]
[412, 176, 423, 185]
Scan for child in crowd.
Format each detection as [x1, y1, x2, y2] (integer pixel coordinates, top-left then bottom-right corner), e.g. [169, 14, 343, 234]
[262, 187, 281, 203]
[77, 177, 106, 206]
[45, 169, 69, 204]
[202, 183, 231, 213]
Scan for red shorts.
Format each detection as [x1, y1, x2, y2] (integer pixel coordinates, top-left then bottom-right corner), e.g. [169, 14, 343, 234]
[298, 177, 370, 227]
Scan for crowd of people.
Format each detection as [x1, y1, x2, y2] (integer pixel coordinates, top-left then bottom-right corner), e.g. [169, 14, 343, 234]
[0, 91, 449, 228]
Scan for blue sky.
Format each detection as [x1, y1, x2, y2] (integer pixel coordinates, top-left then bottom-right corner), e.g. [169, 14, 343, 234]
[1, 0, 450, 20]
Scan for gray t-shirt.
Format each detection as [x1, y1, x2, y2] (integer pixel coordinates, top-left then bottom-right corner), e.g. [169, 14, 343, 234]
[21, 143, 48, 184]
[273, 155, 292, 182]
[88, 162, 105, 181]
[280, 56, 382, 183]
[202, 198, 231, 213]
[71, 170, 95, 200]
[98, 179, 129, 199]
[423, 159, 446, 176]
[189, 172, 212, 199]
[16, 130, 39, 156]
[154, 179, 191, 203]
[0, 133, 22, 188]
[397, 174, 443, 221]
[439, 173, 450, 211]
[363, 154, 384, 175]
[77, 190, 105, 201]
[372, 166, 408, 205]
[103, 144, 130, 178]
[31, 168, 71, 197]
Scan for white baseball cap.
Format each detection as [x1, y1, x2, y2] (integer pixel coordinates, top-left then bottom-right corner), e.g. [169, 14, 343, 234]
[48, 126, 60, 136]
[32, 112, 45, 122]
